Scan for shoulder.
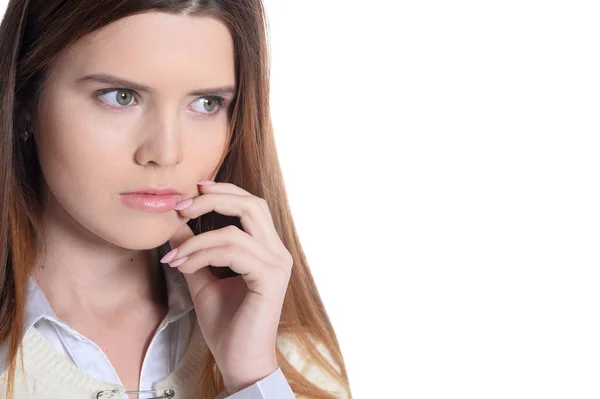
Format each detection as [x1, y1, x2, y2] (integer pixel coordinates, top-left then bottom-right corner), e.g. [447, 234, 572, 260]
[277, 333, 348, 398]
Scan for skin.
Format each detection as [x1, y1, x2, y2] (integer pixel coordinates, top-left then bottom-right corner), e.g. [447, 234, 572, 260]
[31, 11, 293, 394]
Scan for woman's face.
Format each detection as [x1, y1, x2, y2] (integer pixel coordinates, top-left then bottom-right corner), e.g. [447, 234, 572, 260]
[34, 12, 236, 250]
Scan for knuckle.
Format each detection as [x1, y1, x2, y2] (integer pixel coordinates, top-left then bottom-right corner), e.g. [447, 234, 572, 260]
[285, 252, 294, 268]
[225, 224, 239, 234]
[179, 261, 195, 274]
[240, 201, 253, 219]
[226, 244, 241, 256]
[262, 200, 272, 214]
[252, 197, 266, 213]
[278, 249, 294, 268]
[220, 245, 240, 266]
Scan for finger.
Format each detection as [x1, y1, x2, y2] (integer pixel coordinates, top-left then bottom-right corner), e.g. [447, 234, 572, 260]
[174, 246, 288, 295]
[161, 218, 197, 265]
[184, 182, 276, 243]
[166, 225, 282, 267]
[176, 193, 280, 250]
[163, 219, 218, 296]
[181, 261, 218, 299]
[197, 181, 253, 196]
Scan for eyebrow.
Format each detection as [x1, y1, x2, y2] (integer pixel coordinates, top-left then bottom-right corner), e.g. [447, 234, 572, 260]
[77, 74, 237, 97]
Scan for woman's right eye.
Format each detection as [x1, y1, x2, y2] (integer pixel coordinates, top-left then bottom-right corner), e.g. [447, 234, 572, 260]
[97, 89, 137, 108]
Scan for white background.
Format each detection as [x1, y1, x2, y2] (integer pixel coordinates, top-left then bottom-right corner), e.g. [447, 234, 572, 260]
[2, 1, 600, 398]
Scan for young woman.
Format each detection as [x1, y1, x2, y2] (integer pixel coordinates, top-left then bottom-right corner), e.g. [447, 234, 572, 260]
[0, 1, 352, 398]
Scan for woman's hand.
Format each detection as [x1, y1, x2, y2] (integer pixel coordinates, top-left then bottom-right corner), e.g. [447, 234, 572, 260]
[160, 181, 293, 394]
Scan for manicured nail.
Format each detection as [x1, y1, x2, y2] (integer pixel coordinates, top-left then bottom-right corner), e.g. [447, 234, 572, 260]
[160, 248, 178, 263]
[174, 199, 193, 210]
[169, 256, 188, 267]
[197, 180, 215, 185]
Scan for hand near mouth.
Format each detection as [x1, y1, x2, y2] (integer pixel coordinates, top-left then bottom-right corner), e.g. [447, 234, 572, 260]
[161, 181, 293, 394]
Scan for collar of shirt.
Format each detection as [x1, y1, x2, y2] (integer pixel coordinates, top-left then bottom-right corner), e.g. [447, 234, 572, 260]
[21, 262, 196, 397]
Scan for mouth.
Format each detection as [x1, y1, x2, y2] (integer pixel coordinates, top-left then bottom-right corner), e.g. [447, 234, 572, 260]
[120, 188, 184, 213]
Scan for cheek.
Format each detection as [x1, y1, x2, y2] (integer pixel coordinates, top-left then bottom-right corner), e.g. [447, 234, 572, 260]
[187, 135, 227, 173]
[36, 99, 123, 200]
[34, 93, 143, 245]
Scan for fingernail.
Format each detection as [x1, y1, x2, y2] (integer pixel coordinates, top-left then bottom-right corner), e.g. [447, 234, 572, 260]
[169, 256, 188, 267]
[160, 248, 178, 263]
[197, 180, 215, 185]
[174, 199, 193, 210]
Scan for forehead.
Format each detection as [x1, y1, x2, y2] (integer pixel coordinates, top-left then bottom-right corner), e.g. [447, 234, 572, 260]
[49, 12, 235, 88]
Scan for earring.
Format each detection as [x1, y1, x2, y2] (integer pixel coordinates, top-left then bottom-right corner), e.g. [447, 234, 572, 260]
[21, 123, 32, 142]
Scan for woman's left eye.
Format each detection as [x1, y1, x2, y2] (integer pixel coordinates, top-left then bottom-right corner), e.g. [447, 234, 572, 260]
[190, 96, 225, 115]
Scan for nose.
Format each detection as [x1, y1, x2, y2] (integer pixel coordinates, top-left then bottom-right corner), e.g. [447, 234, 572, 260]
[134, 114, 184, 167]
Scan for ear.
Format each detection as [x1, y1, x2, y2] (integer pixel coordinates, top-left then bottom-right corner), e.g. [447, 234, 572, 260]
[14, 101, 33, 133]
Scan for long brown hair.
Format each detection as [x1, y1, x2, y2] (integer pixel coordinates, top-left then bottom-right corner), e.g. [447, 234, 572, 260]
[0, 0, 352, 398]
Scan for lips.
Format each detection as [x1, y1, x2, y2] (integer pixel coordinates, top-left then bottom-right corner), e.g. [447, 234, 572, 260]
[120, 188, 183, 212]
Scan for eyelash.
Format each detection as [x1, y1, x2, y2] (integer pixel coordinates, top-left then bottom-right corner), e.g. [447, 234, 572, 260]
[95, 88, 226, 115]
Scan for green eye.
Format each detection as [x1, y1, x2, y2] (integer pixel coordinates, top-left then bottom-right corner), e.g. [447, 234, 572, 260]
[115, 90, 134, 106]
[191, 96, 225, 115]
[97, 89, 136, 107]
[201, 98, 217, 112]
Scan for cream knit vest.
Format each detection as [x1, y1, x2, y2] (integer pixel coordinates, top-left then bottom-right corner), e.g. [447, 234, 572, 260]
[0, 324, 348, 399]
[0, 323, 207, 399]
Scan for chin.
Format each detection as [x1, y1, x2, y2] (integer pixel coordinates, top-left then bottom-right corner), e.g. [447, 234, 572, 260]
[101, 214, 186, 250]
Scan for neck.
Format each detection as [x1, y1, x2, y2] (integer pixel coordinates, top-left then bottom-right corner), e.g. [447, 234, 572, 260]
[33, 193, 168, 323]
